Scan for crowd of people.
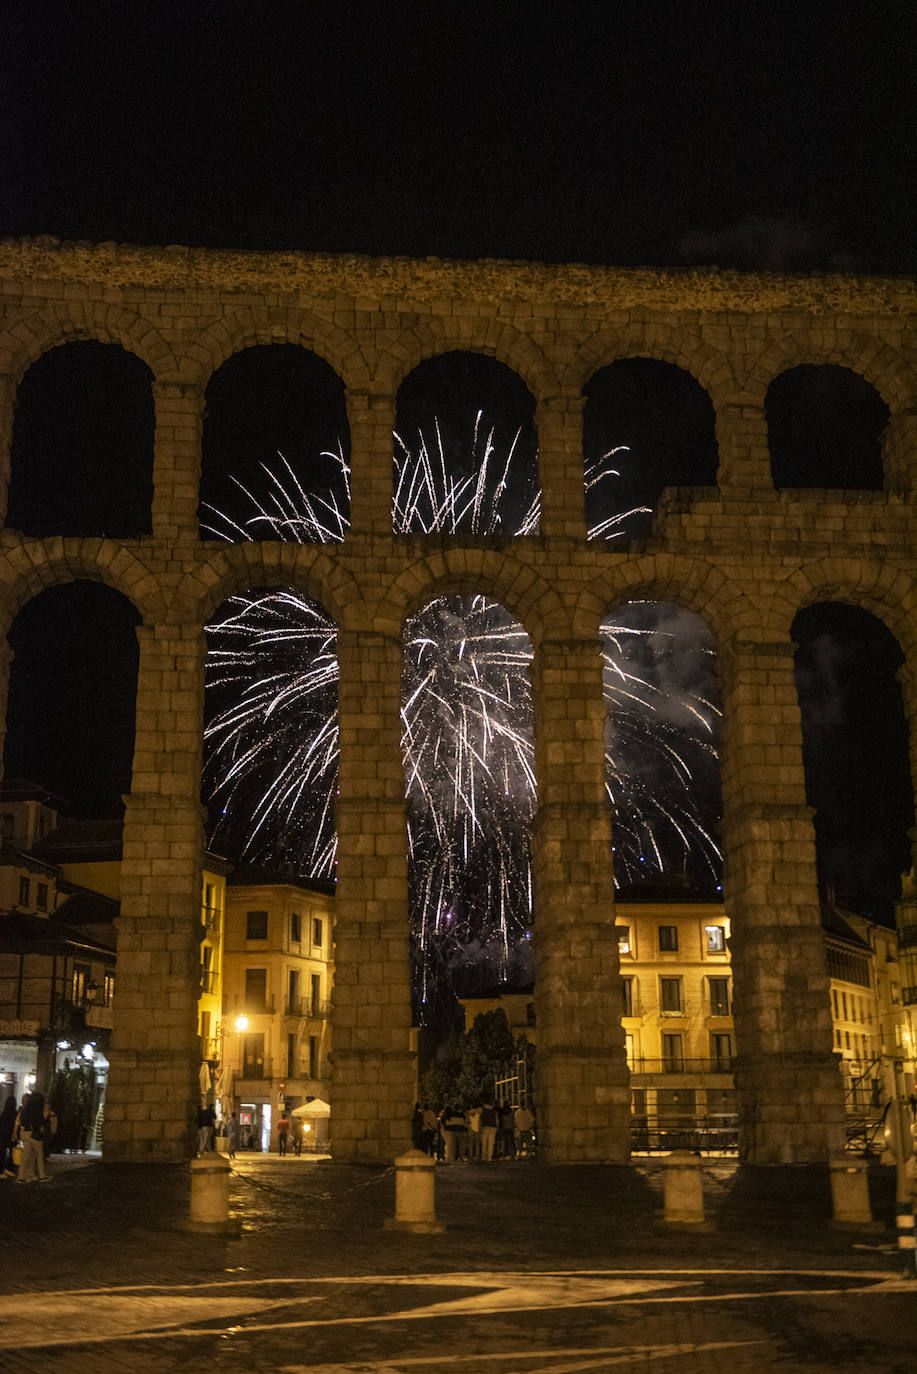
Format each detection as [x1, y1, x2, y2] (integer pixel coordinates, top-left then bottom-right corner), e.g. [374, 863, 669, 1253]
[412, 1100, 535, 1162]
[0, 1090, 58, 1182]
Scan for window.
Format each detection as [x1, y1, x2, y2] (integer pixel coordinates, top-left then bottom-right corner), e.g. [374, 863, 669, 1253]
[659, 976, 682, 1013]
[18, 876, 30, 905]
[832, 989, 839, 1016]
[710, 1032, 732, 1068]
[661, 1033, 684, 1071]
[246, 910, 268, 940]
[244, 967, 267, 1012]
[841, 991, 848, 1019]
[103, 971, 115, 1006]
[311, 973, 322, 1015]
[312, 917, 323, 949]
[708, 977, 730, 1016]
[72, 963, 90, 1005]
[622, 976, 634, 1018]
[617, 926, 631, 955]
[36, 882, 48, 910]
[242, 1033, 265, 1078]
[286, 1033, 295, 1079]
[308, 1035, 318, 1079]
[290, 911, 301, 944]
[705, 924, 726, 953]
[288, 969, 300, 1013]
[658, 925, 678, 951]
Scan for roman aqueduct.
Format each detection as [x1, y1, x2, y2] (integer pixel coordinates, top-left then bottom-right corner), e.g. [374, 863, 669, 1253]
[0, 238, 914, 1164]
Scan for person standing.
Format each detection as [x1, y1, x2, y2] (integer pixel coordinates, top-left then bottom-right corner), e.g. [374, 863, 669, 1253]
[276, 1111, 289, 1155]
[40, 1100, 58, 1163]
[479, 1100, 499, 1162]
[0, 1093, 18, 1176]
[197, 1103, 215, 1156]
[225, 1111, 241, 1160]
[16, 1091, 50, 1182]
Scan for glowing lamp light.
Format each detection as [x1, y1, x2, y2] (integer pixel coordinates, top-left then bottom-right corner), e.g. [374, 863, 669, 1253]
[235, 1015, 248, 1032]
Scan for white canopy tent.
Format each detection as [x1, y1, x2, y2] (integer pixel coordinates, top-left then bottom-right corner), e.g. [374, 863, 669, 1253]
[291, 1098, 331, 1119]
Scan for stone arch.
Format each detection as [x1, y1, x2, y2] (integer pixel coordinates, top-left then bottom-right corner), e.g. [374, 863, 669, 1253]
[560, 322, 738, 410]
[772, 558, 917, 661]
[171, 544, 367, 629]
[743, 332, 916, 412]
[0, 301, 176, 383]
[181, 306, 374, 393]
[0, 539, 165, 631]
[375, 548, 566, 646]
[575, 554, 754, 647]
[379, 317, 559, 403]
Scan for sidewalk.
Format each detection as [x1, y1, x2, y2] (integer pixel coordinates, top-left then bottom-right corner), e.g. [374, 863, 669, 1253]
[0, 1152, 913, 1372]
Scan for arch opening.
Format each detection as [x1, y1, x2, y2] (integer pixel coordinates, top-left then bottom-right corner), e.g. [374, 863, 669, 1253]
[394, 352, 539, 536]
[203, 586, 340, 879]
[3, 581, 140, 817]
[200, 345, 351, 542]
[793, 601, 912, 921]
[403, 593, 535, 1033]
[584, 359, 718, 542]
[601, 600, 723, 896]
[767, 365, 888, 489]
[6, 342, 154, 538]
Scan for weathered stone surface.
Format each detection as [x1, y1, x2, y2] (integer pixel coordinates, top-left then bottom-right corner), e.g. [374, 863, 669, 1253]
[0, 240, 913, 1163]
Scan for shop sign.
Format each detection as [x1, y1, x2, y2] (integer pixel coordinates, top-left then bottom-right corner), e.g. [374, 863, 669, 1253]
[0, 1020, 40, 1037]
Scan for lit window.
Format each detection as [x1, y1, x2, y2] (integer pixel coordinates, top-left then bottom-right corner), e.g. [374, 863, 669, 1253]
[658, 925, 678, 951]
[617, 926, 631, 955]
[705, 925, 726, 953]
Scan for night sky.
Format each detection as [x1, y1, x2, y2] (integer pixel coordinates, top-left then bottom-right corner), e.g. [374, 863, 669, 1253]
[1, 2, 914, 921]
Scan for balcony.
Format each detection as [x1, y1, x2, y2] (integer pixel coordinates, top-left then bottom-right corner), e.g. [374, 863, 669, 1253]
[628, 1057, 734, 1077]
[200, 969, 217, 994]
[238, 1058, 273, 1081]
[201, 905, 221, 934]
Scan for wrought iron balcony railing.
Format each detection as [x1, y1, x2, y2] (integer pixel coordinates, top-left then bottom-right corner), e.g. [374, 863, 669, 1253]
[628, 1057, 734, 1076]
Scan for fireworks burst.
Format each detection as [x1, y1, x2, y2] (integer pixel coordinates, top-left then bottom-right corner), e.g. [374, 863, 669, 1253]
[203, 422, 722, 1019]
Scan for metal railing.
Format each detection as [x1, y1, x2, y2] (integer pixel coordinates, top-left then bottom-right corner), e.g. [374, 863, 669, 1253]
[239, 1059, 273, 1081]
[631, 1113, 739, 1153]
[628, 1057, 734, 1076]
[201, 905, 221, 933]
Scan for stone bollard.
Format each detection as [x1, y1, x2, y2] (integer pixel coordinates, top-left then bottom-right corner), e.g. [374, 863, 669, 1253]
[184, 1152, 241, 1235]
[384, 1148, 445, 1234]
[662, 1152, 711, 1229]
[830, 1157, 880, 1230]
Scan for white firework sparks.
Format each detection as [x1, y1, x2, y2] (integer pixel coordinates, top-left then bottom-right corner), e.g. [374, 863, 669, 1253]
[203, 422, 721, 1017]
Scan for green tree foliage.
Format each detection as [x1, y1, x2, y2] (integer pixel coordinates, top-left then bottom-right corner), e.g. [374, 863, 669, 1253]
[419, 1009, 520, 1109]
[49, 1062, 96, 1150]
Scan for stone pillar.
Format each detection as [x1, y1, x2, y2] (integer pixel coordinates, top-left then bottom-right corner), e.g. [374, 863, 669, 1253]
[104, 622, 206, 1162]
[536, 392, 586, 540]
[152, 380, 206, 541]
[0, 371, 15, 526]
[531, 636, 630, 1162]
[883, 408, 917, 496]
[714, 401, 774, 495]
[332, 627, 415, 1161]
[719, 638, 846, 1164]
[348, 389, 397, 538]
